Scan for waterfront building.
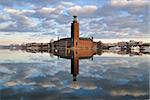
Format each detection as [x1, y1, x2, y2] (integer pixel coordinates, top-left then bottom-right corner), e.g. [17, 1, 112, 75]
[51, 16, 97, 50]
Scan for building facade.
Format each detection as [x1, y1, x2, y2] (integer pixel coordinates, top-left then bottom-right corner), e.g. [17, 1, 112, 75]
[51, 16, 97, 50]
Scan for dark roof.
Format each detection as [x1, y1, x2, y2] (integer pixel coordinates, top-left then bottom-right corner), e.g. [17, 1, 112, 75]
[59, 38, 71, 40]
[79, 37, 92, 41]
[54, 38, 71, 42]
[54, 37, 92, 42]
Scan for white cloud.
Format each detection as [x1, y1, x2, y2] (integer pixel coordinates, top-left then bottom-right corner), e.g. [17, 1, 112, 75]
[0, 12, 11, 21]
[111, 0, 149, 6]
[111, 0, 129, 6]
[18, 16, 38, 27]
[37, 7, 57, 14]
[0, 0, 149, 42]
[60, 1, 74, 7]
[68, 5, 97, 16]
[4, 7, 35, 15]
[0, 21, 16, 30]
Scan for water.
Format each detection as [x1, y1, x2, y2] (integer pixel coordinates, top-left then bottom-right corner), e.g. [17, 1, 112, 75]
[0, 49, 149, 100]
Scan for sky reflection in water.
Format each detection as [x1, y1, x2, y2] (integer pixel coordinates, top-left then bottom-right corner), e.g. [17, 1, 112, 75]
[0, 50, 149, 100]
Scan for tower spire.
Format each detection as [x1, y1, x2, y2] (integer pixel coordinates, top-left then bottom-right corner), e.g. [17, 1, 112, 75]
[73, 16, 77, 22]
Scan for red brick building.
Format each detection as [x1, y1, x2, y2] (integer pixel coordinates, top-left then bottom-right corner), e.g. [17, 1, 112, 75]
[52, 16, 97, 50]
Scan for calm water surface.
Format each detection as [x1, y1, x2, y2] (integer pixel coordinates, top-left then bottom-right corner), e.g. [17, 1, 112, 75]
[0, 50, 149, 100]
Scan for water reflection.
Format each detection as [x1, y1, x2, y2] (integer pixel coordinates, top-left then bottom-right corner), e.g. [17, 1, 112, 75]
[0, 48, 149, 99]
[26, 47, 149, 81]
[53, 49, 96, 81]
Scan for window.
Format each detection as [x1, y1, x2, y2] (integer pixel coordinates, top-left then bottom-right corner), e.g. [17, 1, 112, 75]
[76, 42, 78, 46]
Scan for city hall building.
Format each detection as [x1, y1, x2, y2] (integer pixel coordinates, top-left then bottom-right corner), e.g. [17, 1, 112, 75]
[51, 16, 97, 50]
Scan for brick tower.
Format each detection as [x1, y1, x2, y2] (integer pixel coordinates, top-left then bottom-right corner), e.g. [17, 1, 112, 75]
[71, 16, 79, 48]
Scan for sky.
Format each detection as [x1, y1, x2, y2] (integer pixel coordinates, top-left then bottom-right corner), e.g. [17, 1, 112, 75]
[0, 0, 149, 45]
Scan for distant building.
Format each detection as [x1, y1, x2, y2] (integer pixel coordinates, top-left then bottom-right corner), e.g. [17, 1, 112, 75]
[109, 46, 121, 51]
[51, 16, 97, 50]
[26, 43, 48, 51]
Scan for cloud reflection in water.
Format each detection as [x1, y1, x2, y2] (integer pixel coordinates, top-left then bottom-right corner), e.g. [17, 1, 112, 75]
[0, 50, 149, 99]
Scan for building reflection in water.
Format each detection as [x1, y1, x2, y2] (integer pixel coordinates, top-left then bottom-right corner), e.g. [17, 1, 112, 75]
[22, 46, 150, 81]
[51, 48, 97, 81]
[71, 50, 79, 81]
